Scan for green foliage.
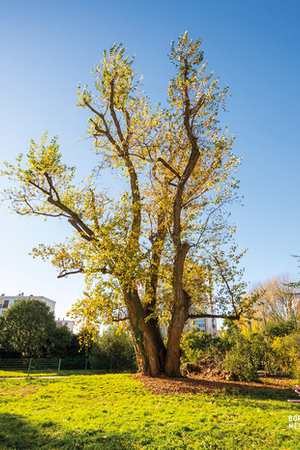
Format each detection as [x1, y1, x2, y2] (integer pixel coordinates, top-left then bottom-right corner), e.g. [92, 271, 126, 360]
[264, 320, 296, 339]
[181, 330, 211, 363]
[181, 329, 266, 381]
[0, 299, 56, 357]
[43, 326, 78, 358]
[89, 328, 137, 372]
[181, 330, 227, 364]
[223, 331, 260, 381]
[247, 332, 270, 370]
[181, 321, 300, 380]
[268, 332, 300, 377]
[223, 327, 300, 378]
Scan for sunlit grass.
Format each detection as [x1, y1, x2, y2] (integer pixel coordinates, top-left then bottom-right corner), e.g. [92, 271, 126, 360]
[0, 374, 299, 449]
[0, 369, 105, 378]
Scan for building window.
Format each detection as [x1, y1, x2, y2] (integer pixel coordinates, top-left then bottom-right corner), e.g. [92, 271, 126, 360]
[194, 319, 206, 331]
[3, 300, 9, 309]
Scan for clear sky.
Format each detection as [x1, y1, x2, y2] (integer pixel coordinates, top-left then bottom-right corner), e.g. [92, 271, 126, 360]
[0, 0, 299, 320]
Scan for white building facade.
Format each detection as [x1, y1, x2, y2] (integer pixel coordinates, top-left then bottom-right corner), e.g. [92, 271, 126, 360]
[0, 294, 56, 315]
[184, 317, 217, 335]
[56, 317, 75, 332]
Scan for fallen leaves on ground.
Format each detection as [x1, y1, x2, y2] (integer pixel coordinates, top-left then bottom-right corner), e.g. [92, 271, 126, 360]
[132, 373, 295, 396]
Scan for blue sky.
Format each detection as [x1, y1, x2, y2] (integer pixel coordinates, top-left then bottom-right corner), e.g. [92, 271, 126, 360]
[0, 0, 299, 320]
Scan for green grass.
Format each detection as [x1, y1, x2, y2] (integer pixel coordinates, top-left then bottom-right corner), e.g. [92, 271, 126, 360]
[0, 369, 105, 378]
[0, 374, 299, 449]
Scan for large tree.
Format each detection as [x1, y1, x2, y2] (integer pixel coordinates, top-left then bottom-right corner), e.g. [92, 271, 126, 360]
[1, 33, 256, 376]
[0, 299, 56, 357]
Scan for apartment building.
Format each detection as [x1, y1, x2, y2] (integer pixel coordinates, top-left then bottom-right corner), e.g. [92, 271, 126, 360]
[0, 294, 56, 314]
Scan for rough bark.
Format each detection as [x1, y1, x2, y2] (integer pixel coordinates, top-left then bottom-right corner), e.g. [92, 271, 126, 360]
[165, 242, 191, 377]
[124, 288, 165, 376]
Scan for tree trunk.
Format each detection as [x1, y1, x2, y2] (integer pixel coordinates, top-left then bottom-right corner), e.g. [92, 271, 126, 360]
[165, 243, 190, 377]
[165, 289, 190, 377]
[124, 289, 166, 376]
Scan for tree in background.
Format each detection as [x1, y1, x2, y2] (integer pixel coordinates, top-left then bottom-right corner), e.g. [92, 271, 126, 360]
[263, 320, 296, 339]
[43, 325, 79, 358]
[251, 275, 300, 329]
[1, 33, 256, 377]
[0, 299, 56, 357]
[89, 327, 137, 372]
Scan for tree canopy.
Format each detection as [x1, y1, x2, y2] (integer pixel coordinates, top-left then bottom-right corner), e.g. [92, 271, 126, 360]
[0, 299, 56, 357]
[251, 275, 300, 327]
[1, 32, 257, 376]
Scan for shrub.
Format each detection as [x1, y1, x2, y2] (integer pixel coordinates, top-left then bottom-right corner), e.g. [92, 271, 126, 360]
[181, 331, 213, 364]
[269, 332, 300, 377]
[248, 332, 269, 369]
[264, 320, 296, 340]
[223, 331, 260, 381]
[43, 326, 77, 358]
[89, 328, 137, 372]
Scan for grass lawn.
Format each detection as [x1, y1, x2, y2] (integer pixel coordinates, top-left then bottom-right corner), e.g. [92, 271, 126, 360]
[0, 369, 105, 378]
[0, 373, 299, 449]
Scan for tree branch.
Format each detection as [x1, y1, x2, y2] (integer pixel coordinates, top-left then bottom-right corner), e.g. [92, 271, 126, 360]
[99, 266, 114, 275]
[207, 251, 238, 315]
[188, 312, 241, 320]
[123, 107, 133, 146]
[46, 197, 95, 242]
[111, 316, 129, 322]
[158, 157, 181, 179]
[57, 268, 84, 279]
[68, 218, 93, 242]
[190, 94, 206, 116]
[44, 172, 60, 202]
[109, 74, 126, 144]
[90, 118, 124, 157]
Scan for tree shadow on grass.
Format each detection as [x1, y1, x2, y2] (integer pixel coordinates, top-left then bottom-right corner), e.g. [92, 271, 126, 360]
[0, 412, 138, 449]
[135, 374, 296, 405]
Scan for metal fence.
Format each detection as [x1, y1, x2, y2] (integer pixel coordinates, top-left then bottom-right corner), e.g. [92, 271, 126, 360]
[0, 357, 112, 375]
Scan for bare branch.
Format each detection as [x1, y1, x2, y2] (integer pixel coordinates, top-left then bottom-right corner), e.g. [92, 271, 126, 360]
[57, 268, 84, 279]
[190, 202, 226, 248]
[84, 99, 126, 157]
[19, 197, 69, 218]
[83, 100, 106, 121]
[88, 188, 100, 232]
[207, 250, 237, 314]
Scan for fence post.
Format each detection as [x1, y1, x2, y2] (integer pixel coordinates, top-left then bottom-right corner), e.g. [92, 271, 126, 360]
[85, 358, 88, 372]
[109, 357, 112, 373]
[27, 358, 32, 377]
[58, 358, 62, 374]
